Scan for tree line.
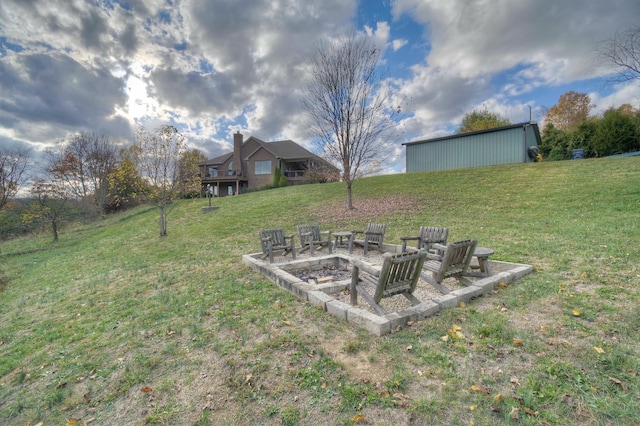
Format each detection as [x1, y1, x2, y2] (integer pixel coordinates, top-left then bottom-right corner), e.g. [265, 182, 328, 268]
[540, 92, 640, 160]
[0, 125, 206, 241]
[455, 92, 640, 161]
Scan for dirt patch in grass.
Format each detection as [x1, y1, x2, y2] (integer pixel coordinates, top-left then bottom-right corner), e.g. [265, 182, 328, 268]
[318, 332, 392, 384]
[356, 406, 414, 424]
[312, 194, 419, 223]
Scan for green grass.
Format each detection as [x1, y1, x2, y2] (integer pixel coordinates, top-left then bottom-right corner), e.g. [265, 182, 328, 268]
[1, 157, 639, 425]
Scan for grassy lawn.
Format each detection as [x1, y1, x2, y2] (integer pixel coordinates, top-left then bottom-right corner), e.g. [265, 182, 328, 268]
[1, 157, 638, 425]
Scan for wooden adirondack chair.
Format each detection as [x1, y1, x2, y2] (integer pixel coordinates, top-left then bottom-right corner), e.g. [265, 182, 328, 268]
[421, 239, 477, 293]
[400, 226, 449, 254]
[297, 225, 332, 256]
[350, 251, 427, 315]
[259, 228, 296, 263]
[352, 223, 386, 255]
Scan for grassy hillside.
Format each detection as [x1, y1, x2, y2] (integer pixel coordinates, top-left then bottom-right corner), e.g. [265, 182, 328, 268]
[1, 157, 638, 425]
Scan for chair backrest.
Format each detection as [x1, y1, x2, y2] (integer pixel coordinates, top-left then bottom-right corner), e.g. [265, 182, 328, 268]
[259, 228, 286, 253]
[433, 239, 477, 282]
[365, 223, 386, 245]
[419, 226, 448, 251]
[374, 251, 427, 303]
[297, 224, 320, 242]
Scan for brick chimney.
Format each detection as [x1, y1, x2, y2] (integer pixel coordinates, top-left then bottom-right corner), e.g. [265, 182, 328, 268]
[233, 131, 243, 175]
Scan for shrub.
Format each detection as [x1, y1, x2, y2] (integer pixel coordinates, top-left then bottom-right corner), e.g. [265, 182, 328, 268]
[273, 167, 282, 187]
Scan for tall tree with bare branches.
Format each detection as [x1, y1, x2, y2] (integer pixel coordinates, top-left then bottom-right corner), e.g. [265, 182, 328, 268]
[597, 25, 640, 82]
[132, 125, 186, 237]
[302, 31, 401, 210]
[46, 132, 120, 216]
[0, 145, 31, 211]
[25, 178, 72, 242]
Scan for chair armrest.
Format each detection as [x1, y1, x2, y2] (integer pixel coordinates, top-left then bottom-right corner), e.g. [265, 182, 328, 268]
[318, 230, 330, 236]
[351, 259, 380, 277]
[400, 235, 420, 241]
[432, 243, 447, 251]
[425, 252, 443, 261]
[351, 230, 364, 236]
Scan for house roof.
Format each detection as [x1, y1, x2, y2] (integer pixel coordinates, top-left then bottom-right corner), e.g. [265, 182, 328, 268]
[204, 152, 233, 165]
[202, 136, 336, 169]
[249, 139, 322, 161]
[403, 122, 541, 146]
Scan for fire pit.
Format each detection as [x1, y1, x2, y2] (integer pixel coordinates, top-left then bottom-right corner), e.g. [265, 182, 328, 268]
[293, 264, 351, 284]
[242, 248, 534, 336]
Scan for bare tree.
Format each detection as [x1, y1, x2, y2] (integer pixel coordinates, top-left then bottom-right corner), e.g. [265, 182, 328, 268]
[83, 133, 120, 214]
[26, 179, 72, 242]
[46, 132, 120, 216]
[597, 25, 640, 82]
[0, 145, 31, 210]
[302, 31, 402, 209]
[132, 125, 186, 237]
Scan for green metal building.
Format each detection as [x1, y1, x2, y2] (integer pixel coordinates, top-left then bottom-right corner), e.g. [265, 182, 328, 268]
[403, 122, 542, 172]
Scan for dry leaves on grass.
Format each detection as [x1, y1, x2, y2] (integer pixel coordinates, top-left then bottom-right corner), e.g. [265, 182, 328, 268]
[312, 194, 419, 222]
[351, 414, 367, 423]
[609, 376, 627, 391]
[470, 384, 490, 394]
[441, 324, 464, 341]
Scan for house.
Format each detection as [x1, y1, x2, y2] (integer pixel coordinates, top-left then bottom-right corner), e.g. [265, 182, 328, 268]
[403, 122, 542, 173]
[199, 132, 338, 196]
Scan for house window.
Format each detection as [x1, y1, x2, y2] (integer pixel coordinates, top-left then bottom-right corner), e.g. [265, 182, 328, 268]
[208, 166, 218, 177]
[254, 160, 272, 175]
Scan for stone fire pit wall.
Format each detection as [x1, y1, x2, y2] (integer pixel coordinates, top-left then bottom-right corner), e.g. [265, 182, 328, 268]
[242, 247, 533, 336]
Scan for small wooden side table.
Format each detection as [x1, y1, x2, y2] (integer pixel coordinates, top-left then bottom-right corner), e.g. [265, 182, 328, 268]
[333, 231, 354, 253]
[468, 247, 494, 277]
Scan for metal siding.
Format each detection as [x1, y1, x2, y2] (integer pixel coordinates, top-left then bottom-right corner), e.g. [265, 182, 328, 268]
[407, 127, 529, 172]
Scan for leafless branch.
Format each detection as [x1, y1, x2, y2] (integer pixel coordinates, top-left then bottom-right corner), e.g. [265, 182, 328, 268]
[597, 25, 640, 82]
[0, 145, 31, 210]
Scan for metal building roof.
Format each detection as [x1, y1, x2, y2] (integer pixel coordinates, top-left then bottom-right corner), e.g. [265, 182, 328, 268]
[403, 122, 541, 146]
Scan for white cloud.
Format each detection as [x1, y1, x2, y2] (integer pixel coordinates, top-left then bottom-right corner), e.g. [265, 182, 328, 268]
[392, 39, 408, 51]
[591, 81, 640, 116]
[393, 0, 640, 82]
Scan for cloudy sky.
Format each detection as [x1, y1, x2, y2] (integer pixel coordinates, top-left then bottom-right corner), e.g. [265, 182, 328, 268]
[1, 0, 639, 172]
